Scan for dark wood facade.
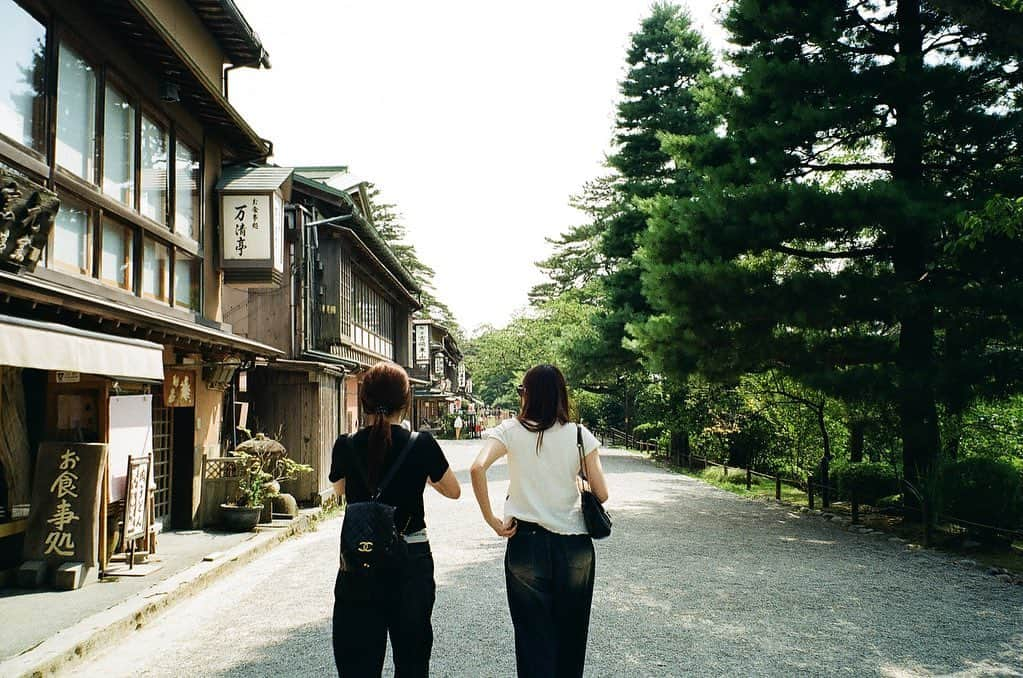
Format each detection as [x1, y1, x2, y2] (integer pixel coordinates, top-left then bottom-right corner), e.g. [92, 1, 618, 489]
[223, 167, 422, 503]
[0, 0, 280, 549]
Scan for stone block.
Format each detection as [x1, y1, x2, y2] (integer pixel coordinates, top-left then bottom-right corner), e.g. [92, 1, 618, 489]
[54, 562, 97, 590]
[272, 493, 299, 517]
[17, 560, 47, 588]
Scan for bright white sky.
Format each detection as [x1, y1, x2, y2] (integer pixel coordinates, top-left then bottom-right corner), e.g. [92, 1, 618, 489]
[230, 1, 728, 334]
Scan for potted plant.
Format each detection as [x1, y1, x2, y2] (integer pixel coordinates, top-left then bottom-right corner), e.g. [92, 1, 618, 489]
[219, 450, 271, 531]
[220, 433, 312, 531]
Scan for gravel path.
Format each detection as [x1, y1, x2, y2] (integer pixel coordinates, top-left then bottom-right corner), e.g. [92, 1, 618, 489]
[72, 441, 1023, 677]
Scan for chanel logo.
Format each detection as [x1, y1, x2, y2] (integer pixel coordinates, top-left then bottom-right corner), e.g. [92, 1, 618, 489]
[358, 541, 374, 553]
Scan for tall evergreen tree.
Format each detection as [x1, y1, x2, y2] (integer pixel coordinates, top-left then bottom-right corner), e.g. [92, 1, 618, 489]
[635, 0, 1023, 487]
[595, 3, 716, 378]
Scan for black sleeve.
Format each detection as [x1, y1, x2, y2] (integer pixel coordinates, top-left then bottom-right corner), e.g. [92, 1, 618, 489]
[328, 435, 349, 483]
[419, 432, 450, 483]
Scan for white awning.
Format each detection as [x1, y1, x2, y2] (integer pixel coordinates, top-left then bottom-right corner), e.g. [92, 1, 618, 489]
[0, 315, 164, 381]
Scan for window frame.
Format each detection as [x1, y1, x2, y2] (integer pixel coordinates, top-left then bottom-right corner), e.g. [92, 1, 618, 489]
[172, 129, 202, 244]
[46, 190, 94, 276]
[0, 0, 50, 166]
[141, 234, 170, 304]
[98, 215, 135, 292]
[51, 30, 103, 188]
[11, 7, 208, 315]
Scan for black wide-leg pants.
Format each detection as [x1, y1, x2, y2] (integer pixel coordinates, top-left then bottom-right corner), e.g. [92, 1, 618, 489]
[505, 522, 596, 678]
[332, 542, 436, 678]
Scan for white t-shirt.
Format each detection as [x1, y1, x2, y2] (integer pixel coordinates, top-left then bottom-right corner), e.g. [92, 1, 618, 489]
[488, 418, 601, 535]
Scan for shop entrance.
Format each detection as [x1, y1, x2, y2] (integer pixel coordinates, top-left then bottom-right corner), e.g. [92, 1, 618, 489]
[171, 407, 195, 529]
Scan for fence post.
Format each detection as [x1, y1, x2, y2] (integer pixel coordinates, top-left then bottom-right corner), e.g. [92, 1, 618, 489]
[851, 499, 859, 524]
[723, 463, 728, 479]
[775, 475, 781, 501]
[746, 466, 752, 490]
[808, 475, 815, 510]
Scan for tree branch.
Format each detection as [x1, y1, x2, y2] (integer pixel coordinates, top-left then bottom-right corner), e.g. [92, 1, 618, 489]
[771, 245, 888, 259]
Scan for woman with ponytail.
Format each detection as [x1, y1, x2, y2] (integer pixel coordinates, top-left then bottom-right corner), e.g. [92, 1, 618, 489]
[330, 361, 460, 677]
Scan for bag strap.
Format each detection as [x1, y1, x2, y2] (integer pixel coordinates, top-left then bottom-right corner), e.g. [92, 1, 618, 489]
[373, 431, 419, 501]
[577, 423, 589, 483]
[347, 431, 420, 500]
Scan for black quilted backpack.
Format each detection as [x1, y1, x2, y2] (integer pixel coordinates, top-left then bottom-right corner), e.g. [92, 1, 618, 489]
[339, 432, 418, 574]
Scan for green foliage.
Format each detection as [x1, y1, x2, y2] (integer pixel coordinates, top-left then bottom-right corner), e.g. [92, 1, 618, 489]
[832, 463, 899, 506]
[940, 457, 1023, 532]
[632, 0, 1023, 487]
[232, 451, 272, 508]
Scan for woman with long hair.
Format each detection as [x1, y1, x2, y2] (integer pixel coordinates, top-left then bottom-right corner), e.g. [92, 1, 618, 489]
[470, 364, 609, 677]
[330, 361, 461, 677]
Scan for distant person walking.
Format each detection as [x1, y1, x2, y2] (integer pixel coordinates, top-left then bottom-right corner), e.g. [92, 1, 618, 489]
[330, 361, 461, 677]
[453, 414, 464, 440]
[470, 364, 609, 677]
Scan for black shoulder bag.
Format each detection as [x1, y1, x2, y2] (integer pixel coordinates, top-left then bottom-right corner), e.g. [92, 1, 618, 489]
[577, 424, 612, 539]
[339, 432, 419, 573]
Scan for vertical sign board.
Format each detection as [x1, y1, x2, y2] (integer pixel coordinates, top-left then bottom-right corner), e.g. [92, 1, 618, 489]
[23, 443, 107, 584]
[108, 395, 153, 503]
[458, 362, 466, 389]
[433, 354, 444, 380]
[222, 194, 272, 260]
[220, 191, 284, 287]
[123, 455, 151, 542]
[414, 325, 429, 365]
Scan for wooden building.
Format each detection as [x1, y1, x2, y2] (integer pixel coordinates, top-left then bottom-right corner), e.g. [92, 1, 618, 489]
[0, 0, 282, 575]
[410, 318, 469, 430]
[223, 166, 422, 504]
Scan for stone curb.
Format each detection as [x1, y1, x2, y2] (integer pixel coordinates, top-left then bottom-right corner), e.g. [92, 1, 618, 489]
[0, 508, 329, 678]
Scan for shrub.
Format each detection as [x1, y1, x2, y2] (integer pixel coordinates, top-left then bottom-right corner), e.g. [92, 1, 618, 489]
[832, 462, 898, 505]
[940, 457, 1023, 533]
[632, 422, 665, 442]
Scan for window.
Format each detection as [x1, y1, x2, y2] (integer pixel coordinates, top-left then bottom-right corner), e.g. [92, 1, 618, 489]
[174, 140, 199, 240]
[174, 253, 199, 310]
[49, 196, 91, 275]
[101, 219, 133, 290]
[140, 114, 168, 224]
[56, 43, 96, 181]
[0, 1, 46, 152]
[103, 84, 135, 205]
[142, 236, 169, 302]
[352, 277, 395, 358]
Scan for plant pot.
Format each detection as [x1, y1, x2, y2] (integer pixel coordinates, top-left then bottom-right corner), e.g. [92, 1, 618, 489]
[259, 497, 274, 524]
[220, 503, 262, 532]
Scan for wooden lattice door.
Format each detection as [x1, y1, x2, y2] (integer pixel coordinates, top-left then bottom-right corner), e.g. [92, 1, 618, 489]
[151, 394, 173, 525]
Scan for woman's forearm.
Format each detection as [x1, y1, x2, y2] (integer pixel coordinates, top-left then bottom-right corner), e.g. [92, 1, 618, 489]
[470, 466, 495, 522]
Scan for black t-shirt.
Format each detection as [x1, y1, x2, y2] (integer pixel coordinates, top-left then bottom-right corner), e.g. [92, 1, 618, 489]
[329, 426, 449, 535]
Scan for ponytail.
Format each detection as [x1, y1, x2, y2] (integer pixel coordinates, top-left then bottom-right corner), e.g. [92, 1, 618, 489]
[366, 407, 393, 489]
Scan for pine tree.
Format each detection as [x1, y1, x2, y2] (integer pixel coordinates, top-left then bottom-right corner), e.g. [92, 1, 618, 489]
[545, 3, 715, 408]
[596, 3, 716, 375]
[635, 0, 1023, 486]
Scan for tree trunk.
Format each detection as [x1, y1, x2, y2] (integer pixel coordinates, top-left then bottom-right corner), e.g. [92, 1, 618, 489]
[894, 0, 940, 497]
[817, 406, 832, 508]
[849, 420, 866, 464]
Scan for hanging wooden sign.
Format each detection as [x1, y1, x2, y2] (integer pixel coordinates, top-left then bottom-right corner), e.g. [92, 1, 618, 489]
[164, 369, 196, 407]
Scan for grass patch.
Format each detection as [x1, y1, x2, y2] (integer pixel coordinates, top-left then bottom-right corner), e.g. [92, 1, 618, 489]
[687, 464, 809, 505]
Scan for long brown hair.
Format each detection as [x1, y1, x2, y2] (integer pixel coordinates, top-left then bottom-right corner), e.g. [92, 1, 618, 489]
[516, 364, 572, 453]
[360, 361, 411, 488]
